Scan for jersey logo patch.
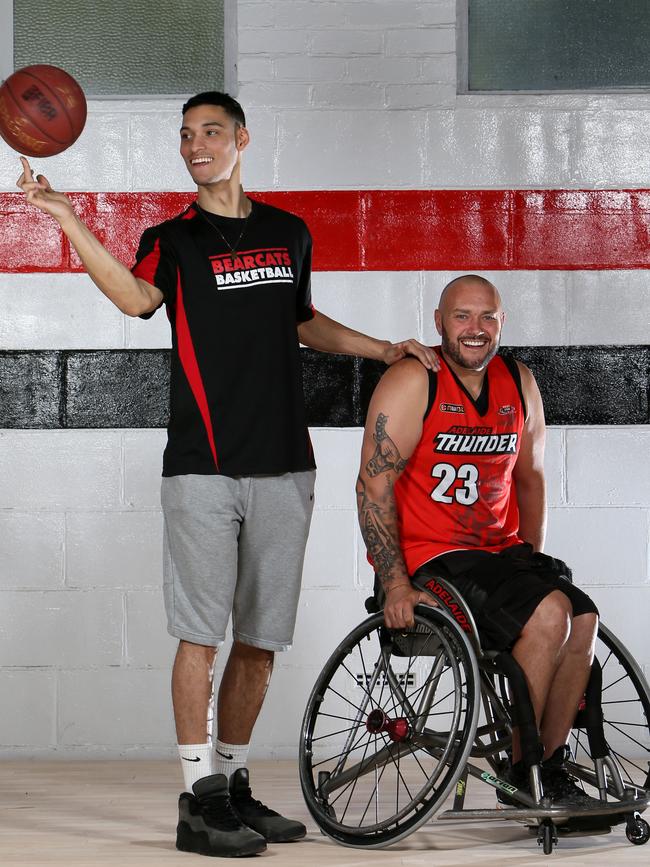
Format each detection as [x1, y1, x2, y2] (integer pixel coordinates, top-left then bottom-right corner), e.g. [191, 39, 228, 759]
[210, 247, 295, 289]
[498, 404, 516, 415]
[434, 431, 519, 454]
[440, 402, 465, 414]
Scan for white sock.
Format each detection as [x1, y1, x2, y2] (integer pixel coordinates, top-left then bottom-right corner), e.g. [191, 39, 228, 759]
[178, 742, 214, 793]
[214, 740, 250, 780]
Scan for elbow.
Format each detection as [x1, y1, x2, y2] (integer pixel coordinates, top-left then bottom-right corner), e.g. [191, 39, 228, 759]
[120, 299, 155, 318]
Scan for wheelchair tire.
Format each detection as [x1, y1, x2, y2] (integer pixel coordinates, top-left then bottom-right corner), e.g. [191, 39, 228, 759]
[570, 623, 650, 793]
[299, 605, 480, 848]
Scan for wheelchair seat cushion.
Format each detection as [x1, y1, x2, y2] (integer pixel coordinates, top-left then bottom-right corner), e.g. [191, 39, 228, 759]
[412, 543, 598, 652]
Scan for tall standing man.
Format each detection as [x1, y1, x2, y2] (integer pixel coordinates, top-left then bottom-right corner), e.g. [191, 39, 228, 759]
[17, 91, 437, 858]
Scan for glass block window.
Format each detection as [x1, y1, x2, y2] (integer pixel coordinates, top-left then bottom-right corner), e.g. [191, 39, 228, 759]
[13, 0, 225, 96]
[468, 0, 650, 91]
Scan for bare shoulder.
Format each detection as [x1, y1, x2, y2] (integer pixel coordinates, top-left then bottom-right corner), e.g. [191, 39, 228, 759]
[378, 357, 430, 391]
[514, 361, 545, 427]
[368, 357, 430, 424]
[514, 360, 541, 395]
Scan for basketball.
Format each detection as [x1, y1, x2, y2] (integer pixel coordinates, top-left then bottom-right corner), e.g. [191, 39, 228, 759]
[0, 65, 87, 157]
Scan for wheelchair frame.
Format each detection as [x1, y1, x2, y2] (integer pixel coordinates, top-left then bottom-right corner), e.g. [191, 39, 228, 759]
[299, 579, 650, 855]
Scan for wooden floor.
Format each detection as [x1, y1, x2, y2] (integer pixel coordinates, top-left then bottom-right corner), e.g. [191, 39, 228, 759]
[0, 760, 648, 866]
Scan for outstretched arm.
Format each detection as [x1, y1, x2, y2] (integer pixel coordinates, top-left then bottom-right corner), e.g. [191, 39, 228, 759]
[513, 363, 547, 551]
[17, 157, 162, 316]
[298, 309, 439, 369]
[356, 359, 434, 628]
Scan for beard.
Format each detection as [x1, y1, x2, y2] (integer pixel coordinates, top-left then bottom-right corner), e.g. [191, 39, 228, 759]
[440, 325, 500, 370]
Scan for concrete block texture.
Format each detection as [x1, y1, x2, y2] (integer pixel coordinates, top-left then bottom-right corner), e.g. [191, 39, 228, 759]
[0, 430, 122, 509]
[568, 270, 650, 345]
[588, 586, 650, 668]
[65, 351, 170, 428]
[58, 669, 174, 745]
[291, 587, 370, 671]
[567, 429, 650, 506]
[0, 113, 130, 193]
[0, 273, 124, 350]
[309, 428, 364, 508]
[421, 271, 569, 347]
[311, 83, 386, 110]
[310, 30, 384, 56]
[275, 110, 426, 188]
[572, 111, 650, 187]
[273, 56, 347, 82]
[423, 110, 572, 188]
[546, 508, 648, 586]
[0, 512, 64, 589]
[65, 511, 163, 589]
[0, 591, 123, 668]
[125, 591, 175, 669]
[123, 430, 167, 509]
[129, 111, 194, 193]
[386, 26, 455, 55]
[311, 271, 421, 345]
[544, 428, 566, 507]
[0, 352, 61, 428]
[0, 671, 56, 746]
[302, 508, 357, 588]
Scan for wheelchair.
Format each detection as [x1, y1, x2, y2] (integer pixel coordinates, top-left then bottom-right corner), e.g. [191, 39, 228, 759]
[299, 576, 650, 855]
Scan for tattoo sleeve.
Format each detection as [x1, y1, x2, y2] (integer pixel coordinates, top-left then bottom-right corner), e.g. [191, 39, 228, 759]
[366, 413, 407, 477]
[357, 413, 410, 591]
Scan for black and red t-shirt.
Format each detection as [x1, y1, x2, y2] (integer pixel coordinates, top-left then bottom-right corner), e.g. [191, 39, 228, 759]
[395, 351, 526, 574]
[131, 199, 317, 477]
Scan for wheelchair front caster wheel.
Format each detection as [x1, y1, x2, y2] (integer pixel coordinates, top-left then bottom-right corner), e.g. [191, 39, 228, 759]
[625, 815, 650, 845]
[538, 821, 558, 855]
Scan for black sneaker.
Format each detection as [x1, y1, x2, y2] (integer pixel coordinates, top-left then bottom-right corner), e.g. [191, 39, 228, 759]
[176, 773, 267, 857]
[229, 768, 307, 842]
[541, 746, 603, 809]
[495, 760, 530, 808]
[542, 746, 611, 832]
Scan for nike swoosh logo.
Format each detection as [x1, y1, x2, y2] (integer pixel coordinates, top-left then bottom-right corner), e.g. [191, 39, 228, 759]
[182, 757, 201, 762]
[216, 750, 234, 760]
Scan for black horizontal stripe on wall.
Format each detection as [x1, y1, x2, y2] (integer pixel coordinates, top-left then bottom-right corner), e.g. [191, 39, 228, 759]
[0, 347, 648, 429]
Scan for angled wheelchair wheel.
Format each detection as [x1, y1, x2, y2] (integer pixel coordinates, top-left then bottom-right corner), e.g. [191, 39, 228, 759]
[299, 605, 480, 848]
[570, 623, 650, 792]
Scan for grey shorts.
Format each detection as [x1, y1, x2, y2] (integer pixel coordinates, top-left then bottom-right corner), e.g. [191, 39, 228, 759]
[161, 471, 316, 651]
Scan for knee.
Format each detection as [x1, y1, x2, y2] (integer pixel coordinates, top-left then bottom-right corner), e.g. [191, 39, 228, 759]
[232, 641, 274, 671]
[178, 639, 218, 665]
[523, 590, 573, 648]
[567, 612, 599, 657]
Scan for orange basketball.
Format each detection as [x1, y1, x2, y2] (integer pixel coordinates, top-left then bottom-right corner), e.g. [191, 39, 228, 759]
[0, 65, 87, 157]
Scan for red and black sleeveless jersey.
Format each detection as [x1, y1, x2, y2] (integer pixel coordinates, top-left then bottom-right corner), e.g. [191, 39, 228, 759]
[131, 199, 317, 477]
[394, 351, 526, 574]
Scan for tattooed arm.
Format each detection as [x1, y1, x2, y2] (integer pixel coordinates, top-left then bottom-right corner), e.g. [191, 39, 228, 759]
[357, 360, 433, 629]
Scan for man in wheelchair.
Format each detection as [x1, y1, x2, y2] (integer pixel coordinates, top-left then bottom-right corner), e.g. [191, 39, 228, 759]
[356, 273, 603, 820]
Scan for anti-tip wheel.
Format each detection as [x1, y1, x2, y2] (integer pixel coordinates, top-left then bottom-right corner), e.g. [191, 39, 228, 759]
[625, 815, 650, 845]
[538, 821, 557, 855]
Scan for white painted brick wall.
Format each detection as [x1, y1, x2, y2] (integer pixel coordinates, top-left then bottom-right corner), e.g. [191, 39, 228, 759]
[0, 671, 57, 746]
[1, 0, 649, 759]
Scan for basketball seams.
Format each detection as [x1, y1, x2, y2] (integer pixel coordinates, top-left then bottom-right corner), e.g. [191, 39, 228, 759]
[27, 68, 82, 138]
[4, 72, 73, 147]
[0, 81, 52, 151]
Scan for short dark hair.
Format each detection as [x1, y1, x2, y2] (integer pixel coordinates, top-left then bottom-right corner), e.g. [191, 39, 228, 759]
[181, 91, 246, 127]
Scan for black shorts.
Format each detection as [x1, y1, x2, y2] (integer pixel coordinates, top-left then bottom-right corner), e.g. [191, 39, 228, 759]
[412, 543, 599, 652]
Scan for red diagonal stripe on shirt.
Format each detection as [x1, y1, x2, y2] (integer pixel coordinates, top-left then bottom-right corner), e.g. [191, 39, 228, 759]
[132, 237, 161, 285]
[174, 269, 219, 471]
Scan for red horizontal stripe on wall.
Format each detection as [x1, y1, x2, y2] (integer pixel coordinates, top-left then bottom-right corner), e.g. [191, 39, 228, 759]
[2, 189, 650, 272]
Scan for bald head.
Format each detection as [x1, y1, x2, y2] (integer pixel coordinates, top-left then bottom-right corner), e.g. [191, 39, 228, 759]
[438, 274, 502, 315]
[435, 274, 504, 371]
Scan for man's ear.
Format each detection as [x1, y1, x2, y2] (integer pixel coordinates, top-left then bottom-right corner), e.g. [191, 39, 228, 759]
[434, 309, 443, 336]
[236, 126, 250, 151]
